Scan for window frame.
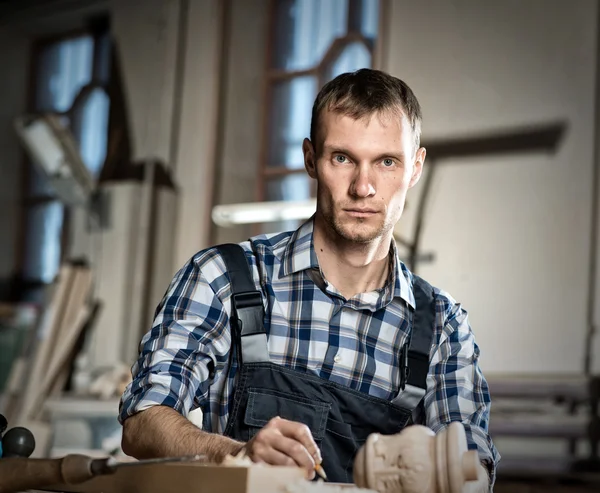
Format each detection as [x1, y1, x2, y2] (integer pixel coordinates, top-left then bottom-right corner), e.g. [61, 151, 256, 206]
[256, 0, 390, 203]
[16, 23, 111, 296]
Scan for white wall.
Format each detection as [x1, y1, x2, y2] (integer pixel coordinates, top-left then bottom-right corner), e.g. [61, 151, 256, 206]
[0, 33, 28, 291]
[384, 0, 598, 375]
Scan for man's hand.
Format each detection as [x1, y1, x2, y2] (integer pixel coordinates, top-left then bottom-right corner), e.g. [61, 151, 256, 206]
[244, 417, 321, 479]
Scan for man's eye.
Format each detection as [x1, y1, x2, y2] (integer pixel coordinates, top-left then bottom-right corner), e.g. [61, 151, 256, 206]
[383, 158, 394, 167]
[335, 155, 347, 163]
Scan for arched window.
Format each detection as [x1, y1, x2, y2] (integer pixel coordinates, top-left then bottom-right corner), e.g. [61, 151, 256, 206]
[258, 0, 383, 230]
[20, 25, 110, 301]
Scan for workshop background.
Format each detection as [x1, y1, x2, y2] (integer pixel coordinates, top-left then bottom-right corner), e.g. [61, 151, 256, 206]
[0, 0, 598, 491]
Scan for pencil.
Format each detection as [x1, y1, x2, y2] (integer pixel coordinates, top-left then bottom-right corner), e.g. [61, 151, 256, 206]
[315, 463, 328, 481]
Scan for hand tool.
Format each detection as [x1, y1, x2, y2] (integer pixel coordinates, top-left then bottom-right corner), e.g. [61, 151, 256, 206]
[0, 453, 205, 493]
[314, 463, 328, 481]
[1, 426, 35, 458]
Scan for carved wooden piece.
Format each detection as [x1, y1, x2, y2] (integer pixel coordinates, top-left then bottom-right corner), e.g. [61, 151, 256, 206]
[353, 423, 479, 493]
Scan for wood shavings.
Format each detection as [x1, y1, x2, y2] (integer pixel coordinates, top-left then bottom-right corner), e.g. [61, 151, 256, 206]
[221, 454, 255, 466]
[221, 447, 255, 467]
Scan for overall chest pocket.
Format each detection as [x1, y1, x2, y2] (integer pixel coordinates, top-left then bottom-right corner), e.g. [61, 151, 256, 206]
[244, 387, 330, 442]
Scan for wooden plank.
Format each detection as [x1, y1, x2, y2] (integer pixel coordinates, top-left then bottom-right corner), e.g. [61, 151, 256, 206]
[489, 414, 587, 438]
[486, 374, 589, 400]
[51, 267, 92, 358]
[87, 183, 140, 372]
[45, 463, 306, 493]
[30, 304, 92, 419]
[47, 266, 93, 399]
[145, 187, 177, 339]
[122, 161, 155, 366]
[3, 324, 36, 422]
[20, 265, 76, 421]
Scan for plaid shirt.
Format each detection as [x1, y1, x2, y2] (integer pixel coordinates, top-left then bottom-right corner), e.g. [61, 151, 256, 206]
[119, 218, 499, 477]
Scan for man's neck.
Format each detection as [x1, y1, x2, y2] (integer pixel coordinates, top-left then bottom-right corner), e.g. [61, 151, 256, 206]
[312, 216, 393, 300]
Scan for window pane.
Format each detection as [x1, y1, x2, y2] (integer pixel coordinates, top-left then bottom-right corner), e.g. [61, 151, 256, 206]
[35, 35, 94, 112]
[269, 76, 317, 168]
[23, 201, 64, 283]
[359, 0, 379, 39]
[72, 87, 110, 178]
[264, 174, 312, 233]
[28, 163, 55, 197]
[348, 0, 379, 39]
[27, 115, 72, 198]
[266, 174, 311, 201]
[324, 41, 371, 82]
[273, 0, 348, 70]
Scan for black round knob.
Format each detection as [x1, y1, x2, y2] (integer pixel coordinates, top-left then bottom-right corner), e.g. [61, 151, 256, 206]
[2, 426, 36, 458]
[0, 414, 7, 435]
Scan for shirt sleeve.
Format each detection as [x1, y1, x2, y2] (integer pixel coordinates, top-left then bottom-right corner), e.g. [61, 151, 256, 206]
[423, 296, 501, 487]
[118, 254, 231, 424]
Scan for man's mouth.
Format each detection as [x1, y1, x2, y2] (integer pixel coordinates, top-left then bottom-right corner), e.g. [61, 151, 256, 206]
[344, 208, 378, 217]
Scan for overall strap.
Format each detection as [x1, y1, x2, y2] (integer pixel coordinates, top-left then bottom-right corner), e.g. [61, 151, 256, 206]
[214, 243, 270, 364]
[391, 274, 436, 414]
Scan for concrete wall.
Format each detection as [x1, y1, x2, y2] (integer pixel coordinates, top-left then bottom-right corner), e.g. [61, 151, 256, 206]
[384, 0, 598, 375]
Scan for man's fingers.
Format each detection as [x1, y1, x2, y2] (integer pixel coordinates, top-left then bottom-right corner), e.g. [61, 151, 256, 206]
[252, 444, 296, 467]
[271, 435, 316, 472]
[267, 418, 322, 464]
[249, 429, 317, 479]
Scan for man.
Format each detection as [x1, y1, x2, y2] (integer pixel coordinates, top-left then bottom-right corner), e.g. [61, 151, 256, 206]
[119, 69, 499, 490]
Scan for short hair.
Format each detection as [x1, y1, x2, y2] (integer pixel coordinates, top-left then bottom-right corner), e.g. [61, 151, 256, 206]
[309, 68, 422, 152]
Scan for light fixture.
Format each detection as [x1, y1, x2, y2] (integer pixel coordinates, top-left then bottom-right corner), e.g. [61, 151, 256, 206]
[212, 199, 317, 227]
[14, 113, 95, 206]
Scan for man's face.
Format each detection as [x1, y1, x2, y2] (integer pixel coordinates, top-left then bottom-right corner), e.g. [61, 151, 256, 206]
[303, 109, 426, 244]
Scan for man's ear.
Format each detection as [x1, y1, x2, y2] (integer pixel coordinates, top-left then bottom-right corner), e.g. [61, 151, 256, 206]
[409, 146, 426, 188]
[303, 138, 317, 179]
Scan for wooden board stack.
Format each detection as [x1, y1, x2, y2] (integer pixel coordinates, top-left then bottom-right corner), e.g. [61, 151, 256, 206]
[3, 262, 98, 456]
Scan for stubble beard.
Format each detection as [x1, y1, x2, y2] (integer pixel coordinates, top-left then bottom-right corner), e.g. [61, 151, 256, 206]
[323, 205, 390, 244]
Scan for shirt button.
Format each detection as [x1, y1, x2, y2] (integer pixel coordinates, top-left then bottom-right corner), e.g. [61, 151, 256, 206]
[334, 353, 342, 363]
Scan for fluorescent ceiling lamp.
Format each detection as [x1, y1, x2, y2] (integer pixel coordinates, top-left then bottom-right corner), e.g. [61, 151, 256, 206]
[14, 113, 94, 206]
[212, 199, 317, 227]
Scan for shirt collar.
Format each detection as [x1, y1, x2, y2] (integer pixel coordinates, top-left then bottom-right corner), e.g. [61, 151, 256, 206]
[389, 239, 416, 309]
[278, 217, 415, 309]
[279, 217, 320, 276]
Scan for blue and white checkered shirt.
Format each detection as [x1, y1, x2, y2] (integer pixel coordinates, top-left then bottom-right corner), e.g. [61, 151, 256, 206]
[119, 218, 499, 476]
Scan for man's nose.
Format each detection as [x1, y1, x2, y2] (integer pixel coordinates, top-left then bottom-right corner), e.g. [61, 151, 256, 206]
[350, 165, 376, 197]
